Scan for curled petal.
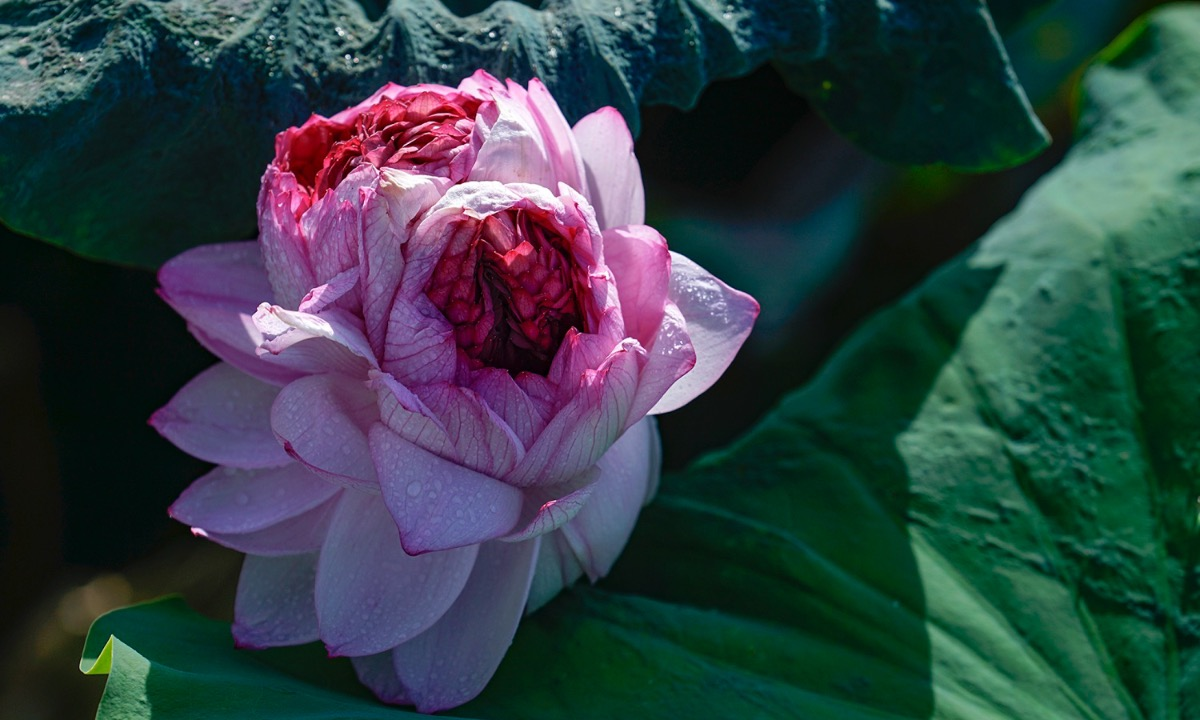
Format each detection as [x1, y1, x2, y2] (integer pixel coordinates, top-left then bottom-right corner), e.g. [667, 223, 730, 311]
[650, 252, 759, 414]
[371, 424, 523, 554]
[233, 552, 320, 649]
[381, 294, 457, 386]
[169, 463, 339, 536]
[387, 538, 540, 713]
[315, 491, 478, 656]
[573, 108, 645, 228]
[500, 466, 599, 543]
[151, 362, 289, 469]
[253, 304, 376, 377]
[258, 168, 317, 309]
[469, 368, 548, 448]
[559, 417, 659, 580]
[628, 302, 696, 424]
[271, 374, 379, 489]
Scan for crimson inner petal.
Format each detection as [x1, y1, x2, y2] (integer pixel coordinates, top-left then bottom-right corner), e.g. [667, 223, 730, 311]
[425, 209, 585, 376]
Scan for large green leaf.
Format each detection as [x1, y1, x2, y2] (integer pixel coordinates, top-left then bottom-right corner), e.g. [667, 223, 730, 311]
[0, 0, 1046, 267]
[80, 4, 1198, 718]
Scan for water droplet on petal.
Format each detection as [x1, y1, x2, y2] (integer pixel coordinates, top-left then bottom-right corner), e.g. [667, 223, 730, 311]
[235, 493, 249, 505]
[407, 481, 422, 497]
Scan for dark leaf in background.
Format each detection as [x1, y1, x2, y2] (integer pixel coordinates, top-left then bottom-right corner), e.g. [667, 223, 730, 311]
[0, 0, 1046, 267]
[82, 5, 1199, 717]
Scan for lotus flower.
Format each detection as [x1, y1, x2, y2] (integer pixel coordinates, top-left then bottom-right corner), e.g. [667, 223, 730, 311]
[152, 71, 757, 712]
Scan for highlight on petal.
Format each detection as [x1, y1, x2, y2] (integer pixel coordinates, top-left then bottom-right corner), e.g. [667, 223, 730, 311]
[202, 494, 341, 556]
[271, 373, 379, 489]
[601, 225, 671, 345]
[387, 538, 541, 713]
[151, 362, 290, 469]
[559, 417, 660, 580]
[573, 108, 646, 228]
[233, 552, 320, 649]
[650, 252, 760, 414]
[371, 424, 523, 554]
[315, 491, 478, 657]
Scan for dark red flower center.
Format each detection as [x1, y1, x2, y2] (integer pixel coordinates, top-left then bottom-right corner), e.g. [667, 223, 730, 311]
[425, 209, 586, 376]
[276, 91, 482, 198]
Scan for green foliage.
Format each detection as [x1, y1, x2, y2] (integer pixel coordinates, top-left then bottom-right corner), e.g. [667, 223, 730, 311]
[0, 0, 1045, 266]
[80, 4, 1199, 718]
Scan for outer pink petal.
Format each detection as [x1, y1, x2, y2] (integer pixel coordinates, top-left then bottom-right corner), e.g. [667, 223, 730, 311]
[508, 344, 639, 487]
[169, 463, 339, 535]
[370, 424, 523, 554]
[157, 242, 284, 383]
[351, 653, 412, 706]
[388, 538, 540, 713]
[649, 252, 759, 414]
[202, 494, 340, 556]
[233, 552, 320, 648]
[526, 531, 585, 613]
[572, 108, 645, 228]
[257, 168, 316, 309]
[416, 383, 525, 478]
[559, 417, 659, 581]
[300, 166, 377, 287]
[151, 362, 290, 469]
[315, 491, 478, 656]
[271, 374, 379, 490]
[522, 79, 587, 192]
[601, 225, 670, 346]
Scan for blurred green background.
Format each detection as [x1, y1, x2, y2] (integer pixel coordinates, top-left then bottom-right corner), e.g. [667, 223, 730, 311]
[0, 0, 1172, 716]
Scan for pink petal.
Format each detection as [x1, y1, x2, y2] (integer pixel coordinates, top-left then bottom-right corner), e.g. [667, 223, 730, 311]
[233, 552, 320, 648]
[381, 294, 457, 386]
[416, 383, 525, 478]
[500, 466, 599, 542]
[257, 169, 316, 309]
[628, 301, 696, 423]
[158, 242, 281, 382]
[572, 108, 645, 228]
[315, 491, 478, 656]
[351, 653, 412, 706]
[508, 344, 640, 487]
[202, 494, 341, 556]
[470, 96, 558, 190]
[370, 370, 457, 460]
[370, 424, 523, 554]
[601, 225, 670, 345]
[526, 531, 585, 613]
[388, 538, 540, 713]
[522, 79, 587, 192]
[559, 417, 659, 581]
[650, 252, 759, 414]
[169, 463, 339, 535]
[151, 362, 290, 469]
[469, 368, 547, 448]
[299, 167, 374, 287]
[361, 170, 453, 358]
[271, 374, 379, 490]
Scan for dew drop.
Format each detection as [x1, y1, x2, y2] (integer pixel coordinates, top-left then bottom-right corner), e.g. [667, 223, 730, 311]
[613, 6, 623, 17]
[235, 492, 250, 505]
[548, 47, 558, 59]
[407, 481, 423, 497]
[487, 30, 497, 39]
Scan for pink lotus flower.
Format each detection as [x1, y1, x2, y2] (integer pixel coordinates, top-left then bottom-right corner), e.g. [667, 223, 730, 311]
[152, 71, 757, 712]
